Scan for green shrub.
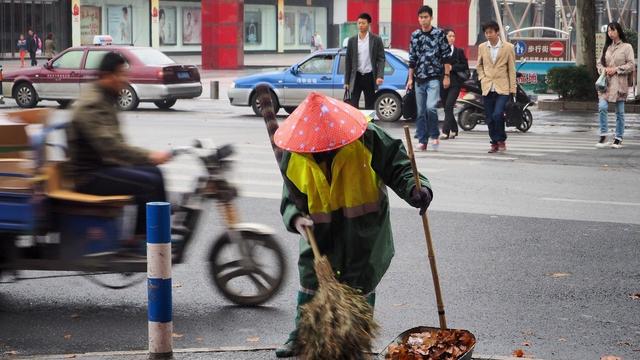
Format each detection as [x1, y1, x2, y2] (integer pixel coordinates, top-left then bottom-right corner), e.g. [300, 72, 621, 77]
[546, 65, 596, 100]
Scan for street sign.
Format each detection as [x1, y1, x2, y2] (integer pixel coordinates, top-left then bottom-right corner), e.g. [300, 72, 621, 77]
[510, 38, 569, 61]
[514, 41, 527, 57]
[549, 41, 564, 57]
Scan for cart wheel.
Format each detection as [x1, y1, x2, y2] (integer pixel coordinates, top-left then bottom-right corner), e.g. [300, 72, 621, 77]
[517, 109, 533, 132]
[84, 272, 146, 290]
[209, 230, 286, 306]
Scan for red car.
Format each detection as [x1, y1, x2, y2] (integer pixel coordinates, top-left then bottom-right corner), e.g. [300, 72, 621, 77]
[1, 46, 202, 110]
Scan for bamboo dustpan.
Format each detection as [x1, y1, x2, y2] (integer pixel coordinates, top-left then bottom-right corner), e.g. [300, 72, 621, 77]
[378, 126, 476, 359]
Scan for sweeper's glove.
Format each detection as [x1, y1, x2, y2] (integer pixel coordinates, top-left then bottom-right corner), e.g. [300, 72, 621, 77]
[409, 186, 433, 216]
[294, 216, 314, 241]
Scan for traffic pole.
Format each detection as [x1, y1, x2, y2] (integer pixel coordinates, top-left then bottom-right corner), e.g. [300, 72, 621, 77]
[147, 202, 173, 359]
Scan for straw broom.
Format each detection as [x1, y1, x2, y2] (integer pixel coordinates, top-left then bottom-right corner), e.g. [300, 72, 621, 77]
[255, 85, 378, 359]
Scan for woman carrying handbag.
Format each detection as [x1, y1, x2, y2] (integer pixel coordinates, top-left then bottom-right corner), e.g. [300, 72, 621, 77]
[596, 22, 635, 149]
[440, 29, 469, 140]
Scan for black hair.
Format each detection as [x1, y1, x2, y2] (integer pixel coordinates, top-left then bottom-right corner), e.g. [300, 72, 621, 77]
[99, 51, 126, 77]
[444, 28, 455, 36]
[122, 7, 128, 15]
[358, 13, 372, 24]
[418, 5, 433, 17]
[482, 21, 500, 33]
[159, 8, 165, 19]
[601, 22, 627, 67]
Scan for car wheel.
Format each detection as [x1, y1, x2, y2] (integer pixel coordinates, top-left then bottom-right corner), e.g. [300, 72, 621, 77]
[284, 106, 297, 115]
[13, 82, 38, 108]
[154, 99, 177, 110]
[57, 100, 71, 109]
[251, 90, 279, 117]
[375, 92, 402, 122]
[117, 85, 139, 111]
[457, 106, 477, 131]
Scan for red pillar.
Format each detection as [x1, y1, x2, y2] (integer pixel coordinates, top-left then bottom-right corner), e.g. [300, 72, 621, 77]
[438, 0, 472, 56]
[348, 0, 379, 34]
[201, 0, 243, 70]
[391, 0, 422, 50]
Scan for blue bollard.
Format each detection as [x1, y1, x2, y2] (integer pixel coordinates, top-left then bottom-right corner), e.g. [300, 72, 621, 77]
[147, 202, 172, 359]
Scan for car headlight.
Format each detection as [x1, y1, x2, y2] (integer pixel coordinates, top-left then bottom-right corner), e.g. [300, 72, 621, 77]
[230, 82, 235, 89]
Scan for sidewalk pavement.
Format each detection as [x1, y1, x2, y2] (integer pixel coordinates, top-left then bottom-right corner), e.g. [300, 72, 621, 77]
[10, 347, 544, 360]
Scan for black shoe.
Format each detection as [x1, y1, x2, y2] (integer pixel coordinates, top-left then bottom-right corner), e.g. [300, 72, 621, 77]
[275, 340, 299, 358]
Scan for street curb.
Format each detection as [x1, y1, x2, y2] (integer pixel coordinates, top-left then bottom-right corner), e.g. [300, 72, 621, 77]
[7, 347, 544, 360]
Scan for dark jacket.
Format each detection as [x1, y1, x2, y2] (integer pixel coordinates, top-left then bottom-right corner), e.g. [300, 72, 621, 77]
[26, 36, 37, 53]
[344, 32, 386, 92]
[449, 47, 469, 87]
[65, 83, 152, 185]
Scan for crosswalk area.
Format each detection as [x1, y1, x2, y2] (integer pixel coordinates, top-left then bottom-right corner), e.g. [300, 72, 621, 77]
[160, 128, 622, 201]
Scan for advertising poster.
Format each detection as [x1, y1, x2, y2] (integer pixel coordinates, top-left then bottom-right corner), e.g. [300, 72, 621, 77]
[245, 11, 262, 45]
[108, 6, 132, 44]
[298, 12, 314, 45]
[284, 12, 295, 45]
[159, 7, 177, 45]
[182, 7, 201, 44]
[80, 6, 101, 45]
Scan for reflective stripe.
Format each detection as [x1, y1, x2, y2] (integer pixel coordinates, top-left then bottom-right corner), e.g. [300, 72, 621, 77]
[286, 140, 381, 216]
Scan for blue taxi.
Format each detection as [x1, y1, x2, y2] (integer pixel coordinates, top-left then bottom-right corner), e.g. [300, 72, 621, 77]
[228, 48, 410, 122]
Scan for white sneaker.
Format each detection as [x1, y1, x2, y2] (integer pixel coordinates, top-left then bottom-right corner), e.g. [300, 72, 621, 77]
[595, 135, 609, 148]
[430, 138, 440, 151]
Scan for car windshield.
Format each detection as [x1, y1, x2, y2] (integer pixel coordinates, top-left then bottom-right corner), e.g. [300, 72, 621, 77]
[129, 48, 176, 65]
[388, 49, 409, 65]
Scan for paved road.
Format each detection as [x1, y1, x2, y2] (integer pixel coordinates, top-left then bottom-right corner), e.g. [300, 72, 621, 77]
[0, 99, 639, 360]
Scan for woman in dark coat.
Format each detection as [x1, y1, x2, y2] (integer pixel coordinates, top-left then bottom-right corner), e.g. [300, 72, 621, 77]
[440, 29, 469, 139]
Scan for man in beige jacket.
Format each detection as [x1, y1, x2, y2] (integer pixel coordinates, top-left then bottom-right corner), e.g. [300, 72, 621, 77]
[476, 20, 516, 153]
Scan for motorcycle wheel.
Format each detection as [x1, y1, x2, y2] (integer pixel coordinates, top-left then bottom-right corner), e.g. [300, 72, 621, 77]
[517, 109, 533, 133]
[84, 272, 146, 290]
[209, 230, 286, 306]
[457, 105, 478, 131]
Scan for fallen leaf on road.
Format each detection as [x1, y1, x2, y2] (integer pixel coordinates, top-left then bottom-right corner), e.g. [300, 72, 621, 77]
[246, 336, 260, 342]
[512, 348, 525, 357]
[616, 341, 632, 347]
[70, 314, 80, 319]
[392, 303, 408, 308]
[3, 351, 17, 355]
[600, 356, 621, 360]
[547, 272, 571, 278]
[63, 334, 72, 340]
[522, 341, 531, 346]
[172, 333, 184, 339]
[196, 337, 204, 342]
[558, 338, 567, 342]
[64, 355, 76, 358]
[172, 283, 183, 288]
[630, 293, 640, 300]
[521, 330, 535, 336]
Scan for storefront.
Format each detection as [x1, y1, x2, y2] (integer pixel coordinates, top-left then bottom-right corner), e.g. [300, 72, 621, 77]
[0, 0, 71, 59]
[157, 1, 202, 52]
[78, 0, 150, 46]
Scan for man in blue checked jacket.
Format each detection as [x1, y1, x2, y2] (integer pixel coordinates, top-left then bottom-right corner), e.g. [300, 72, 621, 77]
[406, 5, 452, 152]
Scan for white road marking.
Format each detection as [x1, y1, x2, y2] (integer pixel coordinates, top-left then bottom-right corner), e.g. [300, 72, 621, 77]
[541, 197, 640, 207]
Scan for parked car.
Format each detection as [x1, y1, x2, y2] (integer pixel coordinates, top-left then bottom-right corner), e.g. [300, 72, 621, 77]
[228, 48, 410, 122]
[1, 46, 202, 111]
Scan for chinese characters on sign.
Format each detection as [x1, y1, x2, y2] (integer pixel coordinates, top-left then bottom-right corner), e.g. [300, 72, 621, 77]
[510, 39, 569, 61]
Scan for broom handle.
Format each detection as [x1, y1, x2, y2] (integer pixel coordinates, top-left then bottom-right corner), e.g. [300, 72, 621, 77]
[304, 227, 322, 260]
[403, 126, 447, 330]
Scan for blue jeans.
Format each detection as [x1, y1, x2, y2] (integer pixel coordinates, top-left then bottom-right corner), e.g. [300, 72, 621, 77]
[415, 79, 441, 143]
[483, 92, 509, 144]
[598, 98, 625, 139]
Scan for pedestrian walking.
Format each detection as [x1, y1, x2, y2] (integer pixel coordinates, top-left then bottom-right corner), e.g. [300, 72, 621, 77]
[311, 31, 323, 52]
[16, 34, 27, 68]
[440, 29, 469, 140]
[44, 32, 56, 61]
[406, 5, 452, 151]
[476, 20, 516, 153]
[596, 22, 635, 149]
[344, 12, 386, 110]
[26, 29, 38, 66]
[273, 92, 433, 358]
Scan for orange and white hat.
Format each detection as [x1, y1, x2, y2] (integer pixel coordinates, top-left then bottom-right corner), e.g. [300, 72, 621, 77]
[273, 92, 369, 153]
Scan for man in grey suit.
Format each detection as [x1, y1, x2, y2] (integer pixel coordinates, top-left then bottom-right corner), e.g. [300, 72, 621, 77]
[344, 13, 385, 110]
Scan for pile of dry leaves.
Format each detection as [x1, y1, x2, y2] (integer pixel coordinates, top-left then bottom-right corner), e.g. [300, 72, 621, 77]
[385, 329, 475, 360]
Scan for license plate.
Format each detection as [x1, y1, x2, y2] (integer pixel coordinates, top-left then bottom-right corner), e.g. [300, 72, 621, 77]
[177, 71, 190, 80]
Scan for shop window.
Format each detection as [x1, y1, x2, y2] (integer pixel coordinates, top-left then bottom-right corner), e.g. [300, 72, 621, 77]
[299, 55, 334, 74]
[52, 50, 84, 69]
